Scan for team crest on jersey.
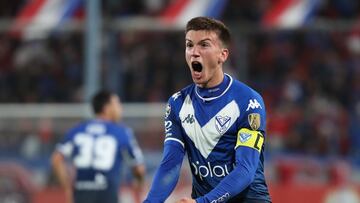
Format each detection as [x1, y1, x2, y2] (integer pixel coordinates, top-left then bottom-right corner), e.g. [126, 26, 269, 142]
[165, 103, 171, 119]
[215, 115, 231, 135]
[248, 113, 261, 130]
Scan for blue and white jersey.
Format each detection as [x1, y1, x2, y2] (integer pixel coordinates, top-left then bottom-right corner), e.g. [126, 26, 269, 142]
[56, 119, 143, 192]
[164, 74, 270, 201]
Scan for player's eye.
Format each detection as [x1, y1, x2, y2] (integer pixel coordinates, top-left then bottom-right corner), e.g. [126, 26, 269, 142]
[200, 42, 210, 47]
[186, 42, 193, 48]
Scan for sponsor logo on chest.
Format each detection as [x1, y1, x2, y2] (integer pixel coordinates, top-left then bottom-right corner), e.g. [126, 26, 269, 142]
[191, 161, 235, 180]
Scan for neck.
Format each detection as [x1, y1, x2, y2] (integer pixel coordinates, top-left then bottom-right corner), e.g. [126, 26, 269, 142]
[198, 68, 224, 88]
[195, 73, 231, 101]
[95, 114, 111, 122]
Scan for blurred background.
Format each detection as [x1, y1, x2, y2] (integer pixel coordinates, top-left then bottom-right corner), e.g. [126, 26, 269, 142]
[0, 0, 360, 202]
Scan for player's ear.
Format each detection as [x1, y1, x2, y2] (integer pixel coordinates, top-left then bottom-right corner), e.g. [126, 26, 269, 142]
[103, 103, 111, 115]
[219, 48, 229, 64]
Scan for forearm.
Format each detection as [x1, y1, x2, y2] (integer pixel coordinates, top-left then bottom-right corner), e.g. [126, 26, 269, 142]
[144, 141, 185, 203]
[196, 148, 259, 203]
[196, 165, 254, 203]
[51, 152, 72, 190]
[132, 164, 146, 201]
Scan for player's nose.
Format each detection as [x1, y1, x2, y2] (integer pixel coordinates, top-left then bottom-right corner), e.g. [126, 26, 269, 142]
[190, 45, 200, 57]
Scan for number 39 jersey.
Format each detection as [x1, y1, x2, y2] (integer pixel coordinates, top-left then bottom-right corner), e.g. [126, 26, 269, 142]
[164, 74, 270, 200]
[56, 120, 143, 191]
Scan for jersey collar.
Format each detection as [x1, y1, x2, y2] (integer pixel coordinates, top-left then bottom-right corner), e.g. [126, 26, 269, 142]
[195, 73, 233, 102]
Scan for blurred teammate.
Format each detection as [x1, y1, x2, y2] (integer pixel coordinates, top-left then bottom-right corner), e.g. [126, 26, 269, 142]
[51, 90, 145, 203]
[144, 17, 271, 203]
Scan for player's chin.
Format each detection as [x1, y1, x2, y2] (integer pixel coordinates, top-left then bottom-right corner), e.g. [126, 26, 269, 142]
[191, 73, 201, 82]
[192, 77, 206, 87]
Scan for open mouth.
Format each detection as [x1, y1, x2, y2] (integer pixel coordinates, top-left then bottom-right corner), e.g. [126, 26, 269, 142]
[192, 61, 203, 72]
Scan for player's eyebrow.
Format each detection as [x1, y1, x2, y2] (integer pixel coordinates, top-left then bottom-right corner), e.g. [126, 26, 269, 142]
[199, 38, 212, 42]
[185, 38, 212, 43]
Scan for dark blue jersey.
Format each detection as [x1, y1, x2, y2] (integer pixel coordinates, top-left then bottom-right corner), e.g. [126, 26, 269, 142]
[56, 119, 143, 192]
[146, 74, 271, 202]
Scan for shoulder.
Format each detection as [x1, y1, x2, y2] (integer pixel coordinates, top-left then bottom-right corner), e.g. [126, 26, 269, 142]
[62, 120, 89, 142]
[68, 120, 88, 134]
[231, 79, 264, 104]
[230, 79, 267, 131]
[167, 84, 194, 107]
[107, 122, 128, 134]
[232, 79, 262, 98]
[105, 123, 134, 144]
[165, 84, 194, 122]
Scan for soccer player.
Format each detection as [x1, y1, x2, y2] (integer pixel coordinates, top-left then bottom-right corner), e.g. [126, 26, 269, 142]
[51, 90, 145, 203]
[144, 17, 271, 203]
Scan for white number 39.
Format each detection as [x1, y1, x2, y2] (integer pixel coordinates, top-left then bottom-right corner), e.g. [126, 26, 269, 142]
[74, 133, 117, 171]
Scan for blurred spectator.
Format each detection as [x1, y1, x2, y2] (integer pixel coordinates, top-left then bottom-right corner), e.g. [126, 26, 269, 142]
[324, 161, 360, 203]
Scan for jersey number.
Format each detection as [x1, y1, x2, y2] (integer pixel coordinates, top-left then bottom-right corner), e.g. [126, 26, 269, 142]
[74, 133, 117, 171]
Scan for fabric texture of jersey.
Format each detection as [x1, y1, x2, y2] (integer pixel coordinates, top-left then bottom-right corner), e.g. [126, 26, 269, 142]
[56, 119, 144, 194]
[164, 74, 271, 202]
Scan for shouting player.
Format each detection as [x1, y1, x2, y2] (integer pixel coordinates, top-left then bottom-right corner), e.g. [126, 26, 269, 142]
[144, 17, 271, 203]
[51, 90, 145, 203]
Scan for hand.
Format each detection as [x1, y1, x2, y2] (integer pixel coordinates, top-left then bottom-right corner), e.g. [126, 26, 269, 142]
[175, 197, 196, 203]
